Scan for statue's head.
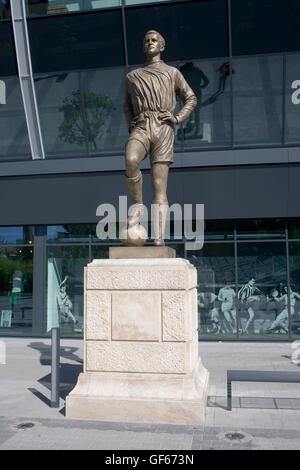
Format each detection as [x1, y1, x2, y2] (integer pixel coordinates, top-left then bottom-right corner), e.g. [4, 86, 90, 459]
[143, 30, 165, 57]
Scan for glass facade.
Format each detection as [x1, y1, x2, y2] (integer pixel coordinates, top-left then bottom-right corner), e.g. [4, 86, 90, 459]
[0, 219, 299, 340]
[1, 1, 300, 160]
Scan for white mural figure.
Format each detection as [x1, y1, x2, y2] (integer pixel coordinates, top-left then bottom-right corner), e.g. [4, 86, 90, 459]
[238, 277, 263, 334]
[266, 286, 300, 334]
[57, 276, 77, 326]
[218, 279, 237, 333]
[198, 291, 220, 333]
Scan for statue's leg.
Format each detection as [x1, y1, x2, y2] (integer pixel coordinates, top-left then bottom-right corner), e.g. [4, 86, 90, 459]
[125, 139, 147, 226]
[151, 162, 169, 246]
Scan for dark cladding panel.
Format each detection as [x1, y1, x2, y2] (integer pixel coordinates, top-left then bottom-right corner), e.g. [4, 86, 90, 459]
[0, 164, 300, 226]
[28, 10, 125, 73]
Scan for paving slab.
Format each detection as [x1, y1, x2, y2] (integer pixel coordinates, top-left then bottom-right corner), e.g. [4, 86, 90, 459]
[0, 338, 300, 449]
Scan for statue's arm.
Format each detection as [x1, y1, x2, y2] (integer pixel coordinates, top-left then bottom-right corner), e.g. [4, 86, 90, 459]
[123, 77, 134, 132]
[174, 70, 197, 124]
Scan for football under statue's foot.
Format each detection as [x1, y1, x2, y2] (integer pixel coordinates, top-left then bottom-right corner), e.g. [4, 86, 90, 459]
[154, 238, 165, 247]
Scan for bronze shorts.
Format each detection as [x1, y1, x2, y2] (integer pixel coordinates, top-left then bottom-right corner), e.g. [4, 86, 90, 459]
[127, 113, 174, 164]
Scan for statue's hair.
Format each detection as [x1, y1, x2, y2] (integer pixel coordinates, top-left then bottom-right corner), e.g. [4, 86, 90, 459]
[143, 30, 165, 49]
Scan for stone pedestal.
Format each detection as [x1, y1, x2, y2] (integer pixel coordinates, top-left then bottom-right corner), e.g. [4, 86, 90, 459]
[66, 258, 209, 424]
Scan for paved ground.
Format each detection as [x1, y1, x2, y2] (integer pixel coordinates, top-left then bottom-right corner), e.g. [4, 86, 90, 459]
[1, 338, 300, 450]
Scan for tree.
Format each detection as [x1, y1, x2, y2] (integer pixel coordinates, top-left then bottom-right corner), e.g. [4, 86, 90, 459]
[58, 90, 115, 150]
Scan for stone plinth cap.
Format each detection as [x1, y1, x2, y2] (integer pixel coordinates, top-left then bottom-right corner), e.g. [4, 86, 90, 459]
[86, 258, 197, 290]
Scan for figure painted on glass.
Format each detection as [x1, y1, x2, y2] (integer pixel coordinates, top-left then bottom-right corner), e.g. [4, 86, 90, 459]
[197, 291, 219, 334]
[57, 276, 77, 326]
[218, 279, 237, 333]
[266, 286, 300, 334]
[238, 277, 263, 334]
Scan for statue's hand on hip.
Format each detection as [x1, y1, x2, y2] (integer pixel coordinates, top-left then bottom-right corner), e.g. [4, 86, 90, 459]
[159, 111, 177, 124]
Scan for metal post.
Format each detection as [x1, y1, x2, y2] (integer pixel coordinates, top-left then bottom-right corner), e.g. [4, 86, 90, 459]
[227, 380, 232, 411]
[51, 327, 60, 408]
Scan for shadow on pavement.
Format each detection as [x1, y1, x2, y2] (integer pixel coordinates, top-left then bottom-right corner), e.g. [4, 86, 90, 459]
[28, 341, 83, 366]
[27, 341, 83, 412]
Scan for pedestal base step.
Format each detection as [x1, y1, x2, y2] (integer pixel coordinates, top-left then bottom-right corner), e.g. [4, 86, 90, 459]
[66, 358, 209, 424]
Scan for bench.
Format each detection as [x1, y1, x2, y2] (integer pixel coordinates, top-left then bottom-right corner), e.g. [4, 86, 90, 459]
[227, 370, 300, 411]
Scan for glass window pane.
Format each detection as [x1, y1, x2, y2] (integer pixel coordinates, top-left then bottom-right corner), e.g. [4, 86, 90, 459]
[237, 242, 288, 338]
[47, 245, 89, 336]
[231, 0, 300, 56]
[204, 220, 234, 241]
[125, 0, 170, 4]
[236, 219, 285, 240]
[47, 224, 92, 242]
[0, 1, 10, 19]
[91, 244, 109, 260]
[126, 0, 228, 65]
[0, 247, 33, 336]
[34, 72, 87, 157]
[285, 53, 300, 144]
[0, 76, 31, 160]
[288, 219, 300, 240]
[0, 226, 34, 244]
[178, 58, 231, 149]
[81, 67, 128, 155]
[0, 22, 16, 76]
[232, 55, 283, 146]
[26, 0, 121, 16]
[187, 243, 236, 339]
[289, 242, 300, 338]
[28, 10, 124, 73]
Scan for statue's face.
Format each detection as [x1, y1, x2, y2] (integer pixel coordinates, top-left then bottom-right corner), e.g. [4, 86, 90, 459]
[143, 32, 163, 57]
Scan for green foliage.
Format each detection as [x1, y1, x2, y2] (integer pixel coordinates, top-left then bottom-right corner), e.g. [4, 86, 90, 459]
[58, 90, 115, 150]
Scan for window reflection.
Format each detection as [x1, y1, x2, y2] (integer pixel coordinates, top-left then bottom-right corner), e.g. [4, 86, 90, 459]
[47, 224, 92, 242]
[0, 226, 33, 245]
[35, 67, 127, 157]
[26, 0, 120, 16]
[0, 247, 33, 336]
[177, 59, 231, 148]
[0, 0, 10, 19]
[232, 55, 282, 146]
[0, 77, 31, 160]
[81, 68, 127, 154]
